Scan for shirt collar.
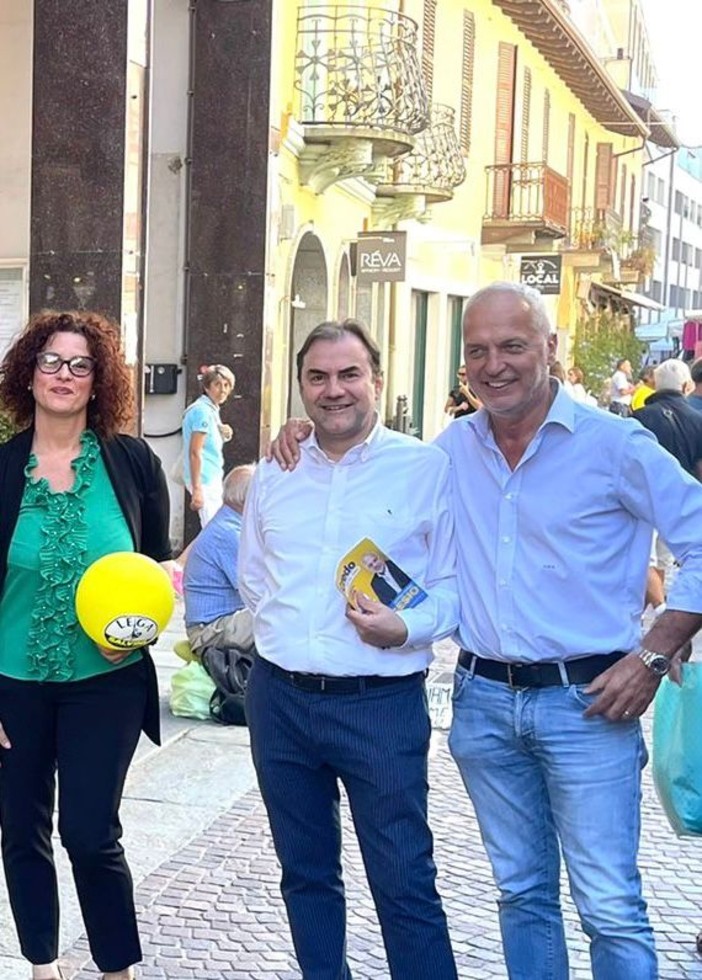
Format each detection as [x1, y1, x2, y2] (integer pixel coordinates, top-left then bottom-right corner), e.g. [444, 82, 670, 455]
[469, 377, 576, 445]
[303, 414, 385, 465]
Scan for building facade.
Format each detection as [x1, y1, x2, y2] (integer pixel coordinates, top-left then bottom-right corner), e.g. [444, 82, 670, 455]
[0, 0, 666, 544]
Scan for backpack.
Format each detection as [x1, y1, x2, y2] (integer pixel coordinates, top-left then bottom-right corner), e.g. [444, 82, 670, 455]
[200, 643, 255, 725]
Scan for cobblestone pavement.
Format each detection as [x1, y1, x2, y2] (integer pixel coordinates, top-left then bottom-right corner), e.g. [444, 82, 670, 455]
[61, 640, 702, 980]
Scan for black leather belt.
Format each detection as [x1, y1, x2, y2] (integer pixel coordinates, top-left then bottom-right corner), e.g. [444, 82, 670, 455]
[260, 657, 425, 694]
[458, 649, 627, 689]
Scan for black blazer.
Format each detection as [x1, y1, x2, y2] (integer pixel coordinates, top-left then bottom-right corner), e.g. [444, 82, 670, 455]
[0, 428, 172, 743]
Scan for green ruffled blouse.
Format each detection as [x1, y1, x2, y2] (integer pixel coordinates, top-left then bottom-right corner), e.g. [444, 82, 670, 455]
[0, 430, 138, 682]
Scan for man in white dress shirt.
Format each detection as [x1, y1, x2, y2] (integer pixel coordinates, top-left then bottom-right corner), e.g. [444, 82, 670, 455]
[239, 320, 458, 980]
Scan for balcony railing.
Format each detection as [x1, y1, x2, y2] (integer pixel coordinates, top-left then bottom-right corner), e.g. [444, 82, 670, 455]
[568, 207, 624, 250]
[483, 162, 569, 238]
[294, 5, 428, 136]
[375, 104, 466, 202]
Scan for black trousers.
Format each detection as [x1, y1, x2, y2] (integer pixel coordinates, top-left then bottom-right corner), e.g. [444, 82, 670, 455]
[0, 660, 147, 971]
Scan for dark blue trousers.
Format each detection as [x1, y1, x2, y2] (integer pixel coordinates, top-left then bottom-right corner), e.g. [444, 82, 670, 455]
[246, 657, 457, 980]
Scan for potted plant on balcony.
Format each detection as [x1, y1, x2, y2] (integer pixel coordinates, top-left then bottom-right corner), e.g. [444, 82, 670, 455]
[621, 245, 656, 278]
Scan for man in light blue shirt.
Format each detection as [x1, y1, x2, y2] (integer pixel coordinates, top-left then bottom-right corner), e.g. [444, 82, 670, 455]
[438, 282, 702, 980]
[183, 464, 254, 654]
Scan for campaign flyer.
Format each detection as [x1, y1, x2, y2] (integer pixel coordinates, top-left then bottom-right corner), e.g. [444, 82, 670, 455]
[336, 537, 428, 611]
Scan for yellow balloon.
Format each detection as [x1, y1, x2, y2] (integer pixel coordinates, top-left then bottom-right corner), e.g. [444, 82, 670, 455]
[75, 552, 175, 651]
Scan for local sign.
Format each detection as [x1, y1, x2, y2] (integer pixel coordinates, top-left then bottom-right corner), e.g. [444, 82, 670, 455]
[355, 231, 407, 283]
[519, 255, 562, 295]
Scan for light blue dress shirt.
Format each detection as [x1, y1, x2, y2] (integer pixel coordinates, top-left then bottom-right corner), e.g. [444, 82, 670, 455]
[182, 394, 224, 488]
[435, 384, 702, 663]
[183, 506, 244, 626]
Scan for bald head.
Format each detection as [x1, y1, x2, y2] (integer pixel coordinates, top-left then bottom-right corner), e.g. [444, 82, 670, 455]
[222, 464, 255, 513]
[463, 282, 552, 339]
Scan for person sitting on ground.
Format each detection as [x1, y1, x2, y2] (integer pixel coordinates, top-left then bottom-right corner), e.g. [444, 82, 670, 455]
[687, 357, 702, 413]
[183, 464, 255, 655]
[631, 366, 656, 411]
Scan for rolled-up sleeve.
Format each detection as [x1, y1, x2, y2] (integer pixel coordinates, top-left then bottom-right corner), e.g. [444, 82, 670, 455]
[618, 425, 702, 613]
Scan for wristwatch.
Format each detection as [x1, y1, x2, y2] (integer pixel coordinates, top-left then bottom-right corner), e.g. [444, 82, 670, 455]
[637, 648, 671, 676]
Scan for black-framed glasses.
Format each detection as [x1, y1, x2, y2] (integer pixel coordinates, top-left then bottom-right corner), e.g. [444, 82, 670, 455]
[36, 352, 96, 378]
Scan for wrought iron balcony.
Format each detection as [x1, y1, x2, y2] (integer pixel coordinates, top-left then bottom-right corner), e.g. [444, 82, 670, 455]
[482, 162, 569, 246]
[294, 5, 429, 193]
[373, 104, 466, 222]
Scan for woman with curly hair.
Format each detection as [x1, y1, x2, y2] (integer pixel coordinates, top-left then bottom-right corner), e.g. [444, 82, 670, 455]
[0, 310, 172, 980]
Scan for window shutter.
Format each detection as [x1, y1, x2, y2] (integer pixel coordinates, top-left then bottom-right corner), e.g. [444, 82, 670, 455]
[459, 10, 475, 154]
[520, 67, 531, 162]
[566, 113, 575, 232]
[620, 163, 627, 220]
[422, 0, 437, 103]
[595, 142, 613, 211]
[542, 89, 551, 163]
[493, 41, 517, 218]
[581, 133, 589, 211]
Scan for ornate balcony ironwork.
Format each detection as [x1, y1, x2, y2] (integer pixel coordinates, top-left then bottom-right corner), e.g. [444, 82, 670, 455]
[294, 5, 429, 192]
[372, 104, 466, 222]
[482, 162, 569, 246]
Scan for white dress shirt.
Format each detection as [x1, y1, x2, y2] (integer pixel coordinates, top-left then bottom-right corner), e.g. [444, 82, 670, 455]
[239, 422, 458, 675]
[434, 383, 702, 663]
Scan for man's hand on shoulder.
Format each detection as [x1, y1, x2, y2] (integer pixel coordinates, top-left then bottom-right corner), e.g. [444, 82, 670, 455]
[345, 591, 409, 649]
[265, 418, 313, 470]
[583, 653, 661, 721]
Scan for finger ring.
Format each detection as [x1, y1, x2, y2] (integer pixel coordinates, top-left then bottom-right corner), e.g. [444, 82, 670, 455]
[623, 709, 631, 718]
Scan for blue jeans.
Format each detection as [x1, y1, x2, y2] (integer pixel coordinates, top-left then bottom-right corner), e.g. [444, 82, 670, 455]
[448, 667, 657, 980]
[246, 657, 457, 980]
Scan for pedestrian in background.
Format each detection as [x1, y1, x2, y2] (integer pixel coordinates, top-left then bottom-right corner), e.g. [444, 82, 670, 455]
[608, 356, 635, 415]
[240, 319, 459, 980]
[182, 364, 235, 526]
[687, 357, 702, 412]
[0, 311, 172, 980]
[444, 363, 480, 418]
[631, 365, 656, 411]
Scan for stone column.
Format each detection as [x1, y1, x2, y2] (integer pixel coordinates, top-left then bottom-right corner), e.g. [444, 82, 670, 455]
[185, 0, 273, 470]
[29, 0, 149, 336]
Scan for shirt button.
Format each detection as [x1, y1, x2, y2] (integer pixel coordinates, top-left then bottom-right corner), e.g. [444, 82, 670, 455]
[505, 493, 513, 500]
[502, 536, 511, 543]
[499, 579, 507, 587]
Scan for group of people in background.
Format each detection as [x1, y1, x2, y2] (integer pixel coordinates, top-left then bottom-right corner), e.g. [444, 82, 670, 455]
[1, 288, 702, 980]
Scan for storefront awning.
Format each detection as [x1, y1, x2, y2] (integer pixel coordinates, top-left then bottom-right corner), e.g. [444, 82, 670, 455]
[591, 282, 665, 311]
[635, 322, 669, 342]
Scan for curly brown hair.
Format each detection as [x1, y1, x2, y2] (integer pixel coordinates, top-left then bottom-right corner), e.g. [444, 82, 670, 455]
[0, 310, 135, 437]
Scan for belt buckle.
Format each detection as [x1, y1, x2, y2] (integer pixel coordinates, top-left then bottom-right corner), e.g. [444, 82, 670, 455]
[506, 663, 524, 690]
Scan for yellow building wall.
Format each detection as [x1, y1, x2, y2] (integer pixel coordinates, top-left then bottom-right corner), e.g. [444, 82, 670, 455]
[264, 0, 646, 441]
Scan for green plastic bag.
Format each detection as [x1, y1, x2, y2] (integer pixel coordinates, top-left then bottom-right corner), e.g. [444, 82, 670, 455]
[169, 661, 216, 720]
[652, 663, 702, 837]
